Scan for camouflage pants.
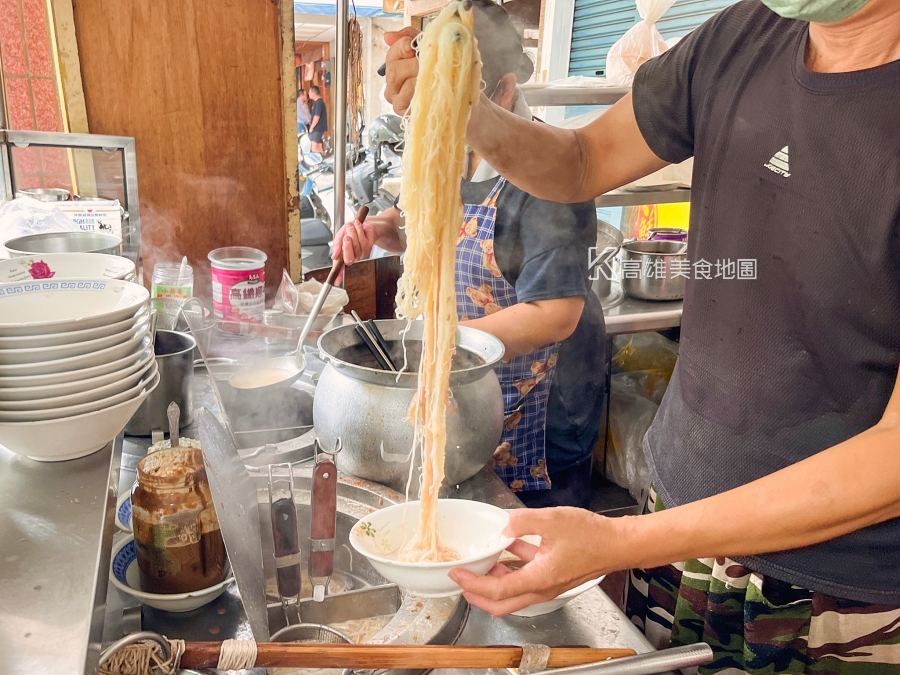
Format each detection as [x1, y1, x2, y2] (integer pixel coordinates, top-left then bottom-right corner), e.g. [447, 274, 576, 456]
[625, 488, 900, 674]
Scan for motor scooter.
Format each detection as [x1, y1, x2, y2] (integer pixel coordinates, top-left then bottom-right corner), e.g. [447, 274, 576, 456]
[345, 115, 404, 217]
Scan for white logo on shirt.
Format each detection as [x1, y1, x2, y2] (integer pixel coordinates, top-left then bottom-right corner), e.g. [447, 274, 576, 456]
[764, 146, 791, 177]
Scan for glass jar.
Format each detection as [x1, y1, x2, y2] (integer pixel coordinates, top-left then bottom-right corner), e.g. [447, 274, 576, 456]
[151, 261, 194, 310]
[131, 448, 227, 594]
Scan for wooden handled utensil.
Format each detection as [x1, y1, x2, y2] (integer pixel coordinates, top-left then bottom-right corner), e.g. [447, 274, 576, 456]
[309, 438, 340, 602]
[179, 643, 638, 670]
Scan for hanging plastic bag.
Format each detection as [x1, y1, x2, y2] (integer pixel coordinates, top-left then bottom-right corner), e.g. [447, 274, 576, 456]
[0, 197, 81, 258]
[606, 0, 676, 86]
[612, 332, 679, 382]
[602, 373, 657, 502]
[273, 269, 349, 315]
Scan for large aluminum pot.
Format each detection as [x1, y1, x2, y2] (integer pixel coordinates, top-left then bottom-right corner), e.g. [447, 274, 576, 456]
[4, 231, 122, 256]
[314, 319, 505, 492]
[621, 239, 687, 301]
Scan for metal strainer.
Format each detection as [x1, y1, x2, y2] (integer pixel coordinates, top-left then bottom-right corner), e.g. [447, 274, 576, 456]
[269, 623, 353, 675]
[152, 297, 185, 331]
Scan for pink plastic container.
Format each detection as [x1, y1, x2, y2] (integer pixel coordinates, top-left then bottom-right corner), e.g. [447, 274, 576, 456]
[208, 246, 267, 321]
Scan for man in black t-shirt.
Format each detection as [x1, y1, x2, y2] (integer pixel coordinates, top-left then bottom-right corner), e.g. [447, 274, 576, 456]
[308, 85, 328, 153]
[385, 0, 900, 670]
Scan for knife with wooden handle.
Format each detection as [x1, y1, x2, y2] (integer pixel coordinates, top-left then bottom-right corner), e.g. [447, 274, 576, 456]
[309, 453, 338, 602]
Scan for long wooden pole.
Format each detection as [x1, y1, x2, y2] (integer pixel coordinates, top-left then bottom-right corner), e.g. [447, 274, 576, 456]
[179, 644, 638, 670]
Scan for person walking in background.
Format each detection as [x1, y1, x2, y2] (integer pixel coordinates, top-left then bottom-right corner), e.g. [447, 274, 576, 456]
[297, 89, 311, 133]
[308, 86, 328, 154]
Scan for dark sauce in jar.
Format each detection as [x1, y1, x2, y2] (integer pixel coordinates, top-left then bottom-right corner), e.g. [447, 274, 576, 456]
[131, 448, 228, 594]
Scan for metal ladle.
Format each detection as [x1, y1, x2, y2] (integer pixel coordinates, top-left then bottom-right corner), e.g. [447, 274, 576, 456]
[227, 206, 369, 391]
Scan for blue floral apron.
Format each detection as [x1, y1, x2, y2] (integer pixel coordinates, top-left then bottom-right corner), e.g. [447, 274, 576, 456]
[455, 178, 559, 492]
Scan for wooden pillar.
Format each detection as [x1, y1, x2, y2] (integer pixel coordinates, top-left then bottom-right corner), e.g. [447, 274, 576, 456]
[71, 0, 299, 292]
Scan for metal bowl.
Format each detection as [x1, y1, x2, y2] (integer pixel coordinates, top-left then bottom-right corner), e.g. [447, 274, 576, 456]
[621, 239, 687, 301]
[4, 232, 123, 256]
[16, 188, 70, 202]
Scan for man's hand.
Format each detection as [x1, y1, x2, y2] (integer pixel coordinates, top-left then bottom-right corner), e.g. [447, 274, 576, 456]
[384, 27, 420, 115]
[333, 217, 377, 263]
[449, 507, 619, 616]
[332, 218, 377, 282]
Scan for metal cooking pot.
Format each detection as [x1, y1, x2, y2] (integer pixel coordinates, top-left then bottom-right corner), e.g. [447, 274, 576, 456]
[125, 330, 196, 435]
[16, 188, 70, 202]
[4, 231, 122, 256]
[591, 219, 624, 302]
[314, 319, 505, 492]
[621, 239, 687, 301]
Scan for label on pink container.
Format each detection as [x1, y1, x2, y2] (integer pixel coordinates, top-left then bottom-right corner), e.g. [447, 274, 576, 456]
[211, 264, 265, 321]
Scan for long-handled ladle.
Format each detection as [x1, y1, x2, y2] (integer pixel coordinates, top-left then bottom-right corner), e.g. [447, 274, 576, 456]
[227, 206, 369, 391]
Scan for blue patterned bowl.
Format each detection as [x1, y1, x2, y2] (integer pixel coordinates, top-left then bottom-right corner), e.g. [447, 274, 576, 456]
[109, 535, 233, 612]
[115, 492, 132, 533]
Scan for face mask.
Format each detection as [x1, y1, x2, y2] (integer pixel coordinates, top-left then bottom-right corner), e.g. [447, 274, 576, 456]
[761, 0, 870, 22]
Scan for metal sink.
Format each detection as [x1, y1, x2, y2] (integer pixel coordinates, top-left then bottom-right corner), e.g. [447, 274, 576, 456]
[252, 464, 468, 670]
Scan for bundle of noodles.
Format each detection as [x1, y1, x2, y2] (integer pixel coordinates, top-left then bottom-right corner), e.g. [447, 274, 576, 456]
[395, 0, 482, 563]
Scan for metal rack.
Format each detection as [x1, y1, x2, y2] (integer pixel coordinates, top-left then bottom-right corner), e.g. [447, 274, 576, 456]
[519, 84, 692, 209]
[0, 129, 143, 281]
[519, 84, 631, 107]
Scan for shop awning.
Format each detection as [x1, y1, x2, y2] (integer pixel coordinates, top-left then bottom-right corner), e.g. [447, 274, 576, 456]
[294, 0, 391, 17]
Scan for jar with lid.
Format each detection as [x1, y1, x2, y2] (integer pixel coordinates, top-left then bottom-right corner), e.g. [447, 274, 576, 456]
[151, 261, 194, 311]
[131, 448, 227, 594]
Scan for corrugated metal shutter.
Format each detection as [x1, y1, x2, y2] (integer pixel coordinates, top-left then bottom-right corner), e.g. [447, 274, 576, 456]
[568, 0, 735, 77]
[656, 0, 735, 39]
[569, 0, 634, 77]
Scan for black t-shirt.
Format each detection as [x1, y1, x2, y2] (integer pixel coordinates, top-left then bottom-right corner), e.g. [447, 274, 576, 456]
[310, 98, 328, 133]
[635, 0, 900, 603]
[459, 177, 606, 473]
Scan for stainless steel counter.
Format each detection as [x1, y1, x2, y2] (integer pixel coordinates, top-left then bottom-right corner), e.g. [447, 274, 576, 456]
[4, 360, 655, 675]
[432, 589, 653, 675]
[0, 438, 121, 675]
[603, 289, 683, 336]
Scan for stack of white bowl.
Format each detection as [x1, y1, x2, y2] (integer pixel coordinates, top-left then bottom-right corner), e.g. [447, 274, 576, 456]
[0, 279, 158, 461]
[0, 252, 136, 283]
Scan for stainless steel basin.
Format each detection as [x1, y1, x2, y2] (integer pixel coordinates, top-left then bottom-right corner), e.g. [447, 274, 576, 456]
[4, 231, 122, 256]
[252, 464, 468, 667]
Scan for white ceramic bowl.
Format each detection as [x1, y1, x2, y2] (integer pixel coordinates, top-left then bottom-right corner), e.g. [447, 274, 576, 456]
[0, 357, 155, 410]
[109, 536, 233, 612]
[0, 332, 149, 377]
[0, 307, 149, 350]
[510, 574, 604, 617]
[0, 348, 154, 401]
[0, 315, 148, 365]
[495, 532, 605, 617]
[0, 279, 148, 336]
[349, 499, 514, 598]
[0, 252, 135, 283]
[0, 363, 157, 422]
[115, 492, 133, 532]
[0, 344, 152, 389]
[0, 373, 158, 461]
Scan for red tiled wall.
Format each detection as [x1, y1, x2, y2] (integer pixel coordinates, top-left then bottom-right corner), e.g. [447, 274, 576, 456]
[0, 0, 72, 190]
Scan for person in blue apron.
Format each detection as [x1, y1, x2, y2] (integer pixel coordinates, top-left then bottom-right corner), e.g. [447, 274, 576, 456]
[333, 0, 606, 508]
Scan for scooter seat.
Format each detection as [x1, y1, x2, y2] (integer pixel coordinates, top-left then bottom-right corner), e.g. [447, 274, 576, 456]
[301, 219, 332, 246]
